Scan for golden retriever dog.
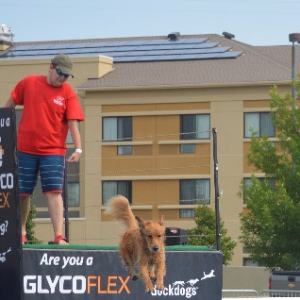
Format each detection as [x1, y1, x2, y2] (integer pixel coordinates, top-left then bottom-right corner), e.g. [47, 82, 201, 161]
[106, 195, 166, 293]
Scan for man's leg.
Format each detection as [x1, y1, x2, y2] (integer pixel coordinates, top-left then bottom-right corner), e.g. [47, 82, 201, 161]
[18, 151, 39, 244]
[46, 192, 68, 245]
[20, 195, 31, 237]
[40, 154, 66, 244]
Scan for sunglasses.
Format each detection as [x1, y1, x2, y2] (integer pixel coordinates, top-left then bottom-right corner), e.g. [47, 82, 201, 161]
[55, 68, 70, 79]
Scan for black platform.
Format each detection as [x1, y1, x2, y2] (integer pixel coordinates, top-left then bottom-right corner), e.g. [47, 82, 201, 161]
[22, 244, 223, 300]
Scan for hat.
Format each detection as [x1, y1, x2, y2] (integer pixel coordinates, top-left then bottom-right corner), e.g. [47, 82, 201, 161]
[51, 54, 74, 78]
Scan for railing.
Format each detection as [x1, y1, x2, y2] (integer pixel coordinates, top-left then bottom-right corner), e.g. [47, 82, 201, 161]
[223, 289, 300, 298]
[222, 289, 259, 298]
[261, 289, 300, 297]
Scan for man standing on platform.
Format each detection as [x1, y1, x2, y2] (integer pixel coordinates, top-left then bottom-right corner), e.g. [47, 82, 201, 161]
[5, 54, 84, 245]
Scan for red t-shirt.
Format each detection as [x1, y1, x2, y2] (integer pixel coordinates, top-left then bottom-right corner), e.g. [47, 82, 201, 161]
[11, 75, 84, 155]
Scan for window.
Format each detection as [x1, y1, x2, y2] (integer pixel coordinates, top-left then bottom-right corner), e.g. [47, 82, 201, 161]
[180, 179, 210, 218]
[180, 144, 195, 154]
[67, 182, 79, 207]
[103, 117, 133, 155]
[180, 114, 210, 140]
[103, 117, 132, 141]
[244, 112, 275, 138]
[117, 145, 132, 155]
[102, 181, 132, 205]
[243, 258, 259, 267]
[244, 177, 275, 188]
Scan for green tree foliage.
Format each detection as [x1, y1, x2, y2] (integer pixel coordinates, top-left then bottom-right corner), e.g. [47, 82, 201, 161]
[240, 78, 300, 270]
[26, 200, 42, 244]
[188, 205, 236, 265]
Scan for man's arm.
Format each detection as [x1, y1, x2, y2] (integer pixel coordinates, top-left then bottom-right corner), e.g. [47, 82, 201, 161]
[67, 120, 82, 162]
[5, 97, 16, 107]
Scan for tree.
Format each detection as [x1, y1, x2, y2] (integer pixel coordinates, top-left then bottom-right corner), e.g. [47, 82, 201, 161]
[240, 78, 300, 270]
[26, 200, 42, 244]
[188, 205, 236, 265]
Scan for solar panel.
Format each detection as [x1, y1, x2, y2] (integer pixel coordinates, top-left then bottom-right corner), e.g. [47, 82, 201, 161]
[106, 45, 140, 52]
[167, 54, 199, 60]
[9, 50, 41, 56]
[96, 46, 120, 53]
[205, 47, 231, 53]
[117, 50, 149, 56]
[63, 43, 93, 49]
[198, 53, 224, 59]
[132, 45, 159, 51]
[147, 44, 176, 51]
[145, 38, 207, 45]
[122, 40, 150, 46]
[168, 44, 199, 50]
[44, 43, 73, 50]
[107, 51, 129, 57]
[163, 49, 189, 55]
[34, 49, 69, 55]
[23, 44, 57, 51]
[12, 45, 36, 51]
[83, 41, 113, 48]
[75, 48, 102, 54]
[218, 51, 243, 58]
[149, 44, 196, 51]
[143, 50, 170, 56]
[141, 39, 171, 46]
[137, 55, 175, 61]
[113, 56, 140, 62]
[178, 38, 207, 44]
[184, 48, 206, 55]
[103, 41, 129, 47]
[0, 37, 243, 62]
[66, 48, 84, 54]
[0, 52, 16, 58]
[154, 54, 186, 61]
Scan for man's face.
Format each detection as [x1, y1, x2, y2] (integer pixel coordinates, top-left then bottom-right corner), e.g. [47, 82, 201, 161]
[47, 64, 70, 87]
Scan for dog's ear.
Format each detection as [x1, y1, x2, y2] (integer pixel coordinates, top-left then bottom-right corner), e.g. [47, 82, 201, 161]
[135, 215, 145, 230]
[159, 215, 164, 226]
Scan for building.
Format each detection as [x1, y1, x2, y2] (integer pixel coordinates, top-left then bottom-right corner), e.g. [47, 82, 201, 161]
[0, 26, 298, 265]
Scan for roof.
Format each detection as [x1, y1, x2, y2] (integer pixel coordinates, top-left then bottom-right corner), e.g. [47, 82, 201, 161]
[77, 35, 297, 89]
[255, 45, 293, 69]
[1, 33, 298, 89]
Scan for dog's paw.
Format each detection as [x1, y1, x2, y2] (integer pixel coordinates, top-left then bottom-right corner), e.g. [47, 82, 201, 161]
[132, 275, 139, 281]
[155, 283, 164, 290]
[145, 283, 155, 293]
[145, 287, 154, 294]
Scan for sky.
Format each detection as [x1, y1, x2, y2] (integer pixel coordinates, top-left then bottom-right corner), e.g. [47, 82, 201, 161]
[1, 0, 300, 46]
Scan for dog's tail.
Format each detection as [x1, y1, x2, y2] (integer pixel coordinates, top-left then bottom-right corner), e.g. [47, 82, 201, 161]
[105, 195, 137, 230]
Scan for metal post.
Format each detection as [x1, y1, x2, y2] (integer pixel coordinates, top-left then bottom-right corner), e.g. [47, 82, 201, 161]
[292, 41, 296, 100]
[63, 160, 69, 241]
[212, 128, 221, 250]
[289, 33, 300, 103]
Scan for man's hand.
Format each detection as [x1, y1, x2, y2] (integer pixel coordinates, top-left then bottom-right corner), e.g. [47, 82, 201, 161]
[67, 151, 81, 162]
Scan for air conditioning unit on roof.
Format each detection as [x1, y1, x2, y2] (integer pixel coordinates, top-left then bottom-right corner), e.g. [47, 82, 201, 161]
[0, 24, 14, 43]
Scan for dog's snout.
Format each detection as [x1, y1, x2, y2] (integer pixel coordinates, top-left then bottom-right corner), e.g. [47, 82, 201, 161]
[152, 245, 159, 252]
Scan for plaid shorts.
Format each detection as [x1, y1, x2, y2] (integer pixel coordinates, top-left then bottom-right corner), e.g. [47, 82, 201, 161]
[18, 151, 65, 195]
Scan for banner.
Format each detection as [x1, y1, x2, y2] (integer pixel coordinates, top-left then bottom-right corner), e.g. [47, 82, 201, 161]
[0, 107, 22, 300]
[23, 248, 222, 300]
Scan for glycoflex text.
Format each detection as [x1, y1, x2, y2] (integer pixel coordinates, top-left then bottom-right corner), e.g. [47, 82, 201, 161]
[0, 119, 14, 191]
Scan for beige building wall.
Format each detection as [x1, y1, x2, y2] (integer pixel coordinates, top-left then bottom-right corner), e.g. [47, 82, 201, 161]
[0, 54, 291, 265]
